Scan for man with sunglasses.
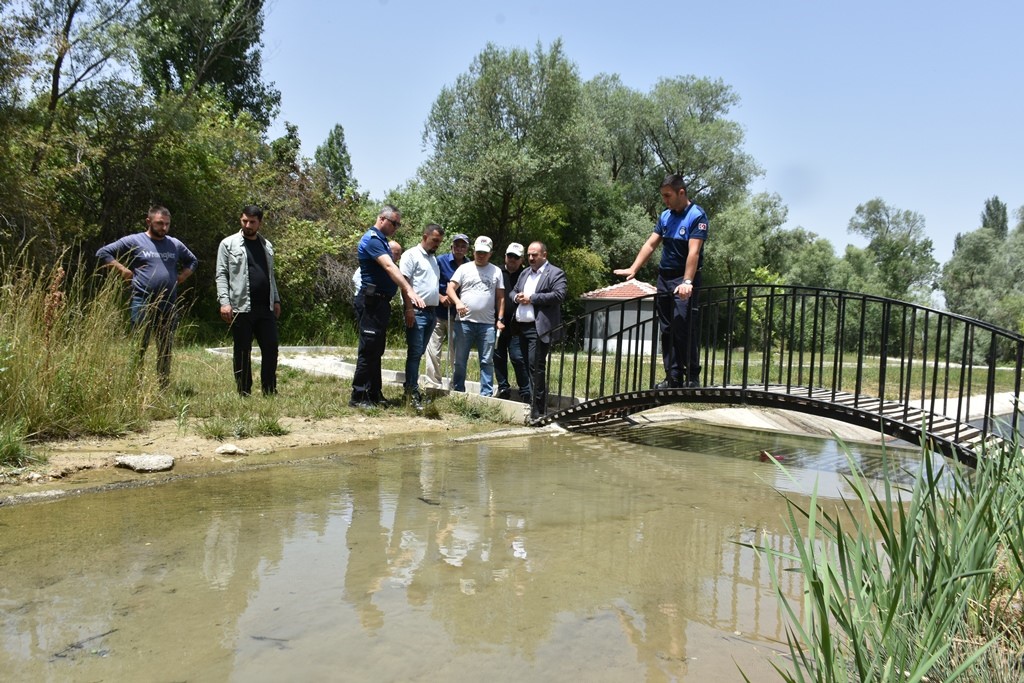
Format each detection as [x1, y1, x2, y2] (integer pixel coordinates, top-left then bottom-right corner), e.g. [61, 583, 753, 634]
[494, 242, 531, 402]
[349, 205, 425, 408]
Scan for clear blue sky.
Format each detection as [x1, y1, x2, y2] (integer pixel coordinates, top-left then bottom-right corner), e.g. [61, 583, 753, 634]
[261, 0, 1023, 265]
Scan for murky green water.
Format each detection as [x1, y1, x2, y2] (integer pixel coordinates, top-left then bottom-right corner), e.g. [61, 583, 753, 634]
[0, 422, 934, 682]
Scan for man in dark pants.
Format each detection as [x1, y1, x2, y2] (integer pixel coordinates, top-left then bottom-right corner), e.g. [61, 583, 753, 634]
[96, 205, 198, 388]
[216, 205, 282, 395]
[350, 205, 425, 408]
[494, 242, 530, 402]
[614, 173, 708, 388]
[512, 241, 567, 421]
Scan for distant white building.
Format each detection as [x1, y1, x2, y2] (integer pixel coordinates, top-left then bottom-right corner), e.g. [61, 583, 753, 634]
[579, 280, 658, 355]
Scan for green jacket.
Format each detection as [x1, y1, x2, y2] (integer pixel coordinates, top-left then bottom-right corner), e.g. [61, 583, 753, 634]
[215, 231, 280, 313]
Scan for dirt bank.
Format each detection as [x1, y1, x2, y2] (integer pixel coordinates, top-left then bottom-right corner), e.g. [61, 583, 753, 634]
[0, 400, 898, 507]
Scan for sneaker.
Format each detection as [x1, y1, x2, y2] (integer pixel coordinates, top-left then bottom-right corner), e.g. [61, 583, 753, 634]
[496, 388, 512, 400]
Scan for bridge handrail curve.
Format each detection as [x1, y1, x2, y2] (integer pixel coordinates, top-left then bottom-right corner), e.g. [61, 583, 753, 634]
[541, 283, 1024, 466]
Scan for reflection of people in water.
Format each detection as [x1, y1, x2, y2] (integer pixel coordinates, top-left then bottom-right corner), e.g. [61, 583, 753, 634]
[202, 511, 242, 590]
[342, 460, 388, 631]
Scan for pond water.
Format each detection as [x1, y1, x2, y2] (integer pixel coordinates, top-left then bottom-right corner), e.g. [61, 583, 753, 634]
[0, 421, 936, 682]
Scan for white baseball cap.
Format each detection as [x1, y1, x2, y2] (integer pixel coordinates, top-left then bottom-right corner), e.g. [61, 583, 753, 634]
[474, 236, 493, 253]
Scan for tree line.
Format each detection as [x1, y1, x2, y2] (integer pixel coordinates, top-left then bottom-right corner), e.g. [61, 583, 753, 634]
[2, 3, 1022, 341]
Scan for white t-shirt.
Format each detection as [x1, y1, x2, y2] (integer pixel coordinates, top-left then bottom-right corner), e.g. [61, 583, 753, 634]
[450, 262, 503, 324]
[400, 244, 440, 306]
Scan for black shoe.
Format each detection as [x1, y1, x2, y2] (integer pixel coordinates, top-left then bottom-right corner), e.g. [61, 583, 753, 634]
[529, 410, 543, 422]
[654, 379, 680, 390]
[684, 380, 701, 388]
[348, 399, 377, 409]
[496, 388, 512, 400]
[518, 392, 532, 405]
[404, 387, 424, 408]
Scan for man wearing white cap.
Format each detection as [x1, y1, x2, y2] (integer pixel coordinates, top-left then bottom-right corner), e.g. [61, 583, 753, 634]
[447, 236, 505, 396]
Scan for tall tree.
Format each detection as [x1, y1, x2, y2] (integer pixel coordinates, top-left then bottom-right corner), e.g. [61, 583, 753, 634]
[847, 198, 938, 300]
[980, 195, 1008, 239]
[419, 40, 596, 249]
[641, 76, 761, 215]
[136, 0, 279, 126]
[314, 123, 355, 197]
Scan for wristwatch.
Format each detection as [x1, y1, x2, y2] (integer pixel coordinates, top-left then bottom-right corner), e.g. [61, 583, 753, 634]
[682, 279, 693, 285]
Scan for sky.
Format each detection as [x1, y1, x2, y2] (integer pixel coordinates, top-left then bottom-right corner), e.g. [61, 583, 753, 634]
[260, 0, 1023, 265]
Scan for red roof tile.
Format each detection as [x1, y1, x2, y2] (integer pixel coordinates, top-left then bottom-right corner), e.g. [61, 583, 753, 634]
[580, 280, 657, 299]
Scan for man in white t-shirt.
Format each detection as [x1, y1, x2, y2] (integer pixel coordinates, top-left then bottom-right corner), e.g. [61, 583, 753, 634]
[447, 236, 505, 396]
[399, 224, 444, 406]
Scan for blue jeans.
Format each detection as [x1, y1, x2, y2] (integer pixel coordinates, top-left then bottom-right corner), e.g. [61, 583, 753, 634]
[129, 293, 177, 384]
[453, 321, 496, 396]
[404, 307, 437, 390]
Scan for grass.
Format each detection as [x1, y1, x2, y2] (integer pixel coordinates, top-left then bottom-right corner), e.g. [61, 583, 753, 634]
[0, 253, 512, 469]
[747, 438, 1024, 682]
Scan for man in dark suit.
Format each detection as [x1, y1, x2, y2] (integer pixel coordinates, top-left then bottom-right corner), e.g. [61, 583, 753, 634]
[512, 241, 567, 421]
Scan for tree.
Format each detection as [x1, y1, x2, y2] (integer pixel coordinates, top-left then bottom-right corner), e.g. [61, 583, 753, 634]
[980, 195, 1008, 239]
[640, 76, 762, 215]
[847, 198, 938, 300]
[419, 40, 597, 249]
[704, 192, 786, 286]
[314, 123, 355, 197]
[136, 0, 279, 126]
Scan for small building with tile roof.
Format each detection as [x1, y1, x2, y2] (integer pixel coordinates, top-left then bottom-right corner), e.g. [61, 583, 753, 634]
[579, 280, 658, 355]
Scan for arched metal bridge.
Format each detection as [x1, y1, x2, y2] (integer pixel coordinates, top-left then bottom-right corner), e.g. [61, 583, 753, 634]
[533, 284, 1023, 468]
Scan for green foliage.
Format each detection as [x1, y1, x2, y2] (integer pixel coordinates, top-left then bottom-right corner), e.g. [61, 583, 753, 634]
[420, 40, 597, 248]
[270, 218, 350, 343]
[847, 197, 938, 301]
[0, 418, 40, 468]
[752, 440, 1024, 682]
[136, 0, 280, 126]
[559, 246, 607, 315]
[314, 123, 355, 196]
[0, 252, 159, 439]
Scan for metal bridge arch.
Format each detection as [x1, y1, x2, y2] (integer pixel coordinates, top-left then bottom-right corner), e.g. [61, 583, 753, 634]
[534, 285, 1024, 468]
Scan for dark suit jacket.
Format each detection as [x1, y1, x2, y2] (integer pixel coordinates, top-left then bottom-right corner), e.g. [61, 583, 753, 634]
[511, 262, 567, 343]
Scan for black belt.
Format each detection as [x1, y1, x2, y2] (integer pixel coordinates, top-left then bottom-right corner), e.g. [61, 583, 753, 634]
[659, 269, 687, 278]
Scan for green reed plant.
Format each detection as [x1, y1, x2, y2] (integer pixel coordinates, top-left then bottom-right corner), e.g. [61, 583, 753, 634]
[0, 253, 158, 444]
[749, 439, 1024, 683]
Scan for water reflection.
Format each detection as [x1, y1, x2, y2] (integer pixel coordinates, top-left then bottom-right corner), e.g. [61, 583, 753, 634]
[0, 423, 935, 681]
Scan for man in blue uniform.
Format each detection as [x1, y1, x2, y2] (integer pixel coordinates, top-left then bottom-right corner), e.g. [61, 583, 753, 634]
[350, 205, 426, 408]
[614, 174, 708, 388]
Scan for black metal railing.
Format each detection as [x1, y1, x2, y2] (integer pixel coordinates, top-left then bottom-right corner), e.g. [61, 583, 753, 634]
[541, 284, 1024, 466]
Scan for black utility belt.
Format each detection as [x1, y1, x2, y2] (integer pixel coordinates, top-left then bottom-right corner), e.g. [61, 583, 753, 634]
[360, 291, 394, 301]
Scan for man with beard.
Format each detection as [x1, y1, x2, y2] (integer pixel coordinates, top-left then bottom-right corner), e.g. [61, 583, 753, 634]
[216, 205, 282, 395]
[399, 224, 445, 407]
[96, 205, 198, 388]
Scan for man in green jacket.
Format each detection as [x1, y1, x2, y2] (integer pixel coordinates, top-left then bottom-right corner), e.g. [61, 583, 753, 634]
[216, 205, 282, 395]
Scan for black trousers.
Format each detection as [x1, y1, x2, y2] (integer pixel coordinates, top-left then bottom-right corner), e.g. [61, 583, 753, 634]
[231, 308, 279, 395]
[351, 293, 392, 403]
[518, 323, 549, 416]
[655, 271, 701, 385]
[494, 326, 530, 395]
